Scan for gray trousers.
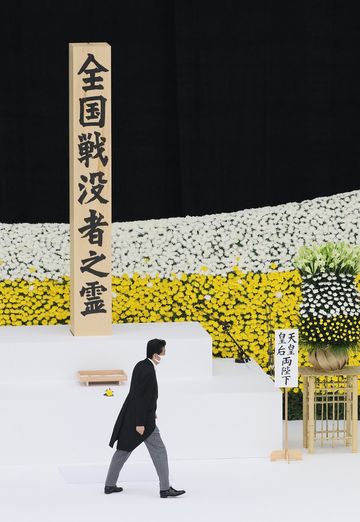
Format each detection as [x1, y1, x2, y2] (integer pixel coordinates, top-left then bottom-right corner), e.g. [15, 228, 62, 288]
[105, 426, 170, 490]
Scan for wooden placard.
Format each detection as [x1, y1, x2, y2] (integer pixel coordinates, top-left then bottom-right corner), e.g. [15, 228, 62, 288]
[271, 329, 302, 462]
[69, 43, 112, 336]
[274, 329, 298, 388]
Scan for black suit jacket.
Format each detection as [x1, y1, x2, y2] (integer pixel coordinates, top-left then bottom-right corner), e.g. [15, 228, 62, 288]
[109, 358, 158, 451]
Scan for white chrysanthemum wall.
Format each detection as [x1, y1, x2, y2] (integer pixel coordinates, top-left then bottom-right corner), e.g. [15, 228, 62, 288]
[0, 190, 359, 281]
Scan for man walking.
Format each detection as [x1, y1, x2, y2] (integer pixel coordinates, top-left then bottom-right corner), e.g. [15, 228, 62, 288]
[104, 338, 185, 498]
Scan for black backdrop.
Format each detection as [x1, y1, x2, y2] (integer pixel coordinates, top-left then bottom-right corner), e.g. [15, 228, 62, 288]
[1, 1, 360, 223]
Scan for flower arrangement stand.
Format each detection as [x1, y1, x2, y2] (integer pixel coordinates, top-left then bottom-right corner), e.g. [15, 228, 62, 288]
[78, 369, 127, 386]
[299, 366, 360, 453]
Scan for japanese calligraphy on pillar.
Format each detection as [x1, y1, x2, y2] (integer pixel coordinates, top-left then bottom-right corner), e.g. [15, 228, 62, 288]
[274, 329, 298, 388]
[69, 43, 112, 336]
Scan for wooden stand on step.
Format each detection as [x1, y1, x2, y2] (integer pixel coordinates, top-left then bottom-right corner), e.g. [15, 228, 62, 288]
[78, 369, 127, 386]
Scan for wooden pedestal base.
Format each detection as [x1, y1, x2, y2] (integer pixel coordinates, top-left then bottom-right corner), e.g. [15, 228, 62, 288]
[270, 449, 302, 462]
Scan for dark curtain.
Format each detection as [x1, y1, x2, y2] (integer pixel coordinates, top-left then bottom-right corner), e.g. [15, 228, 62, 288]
[1, 1, 359, 223]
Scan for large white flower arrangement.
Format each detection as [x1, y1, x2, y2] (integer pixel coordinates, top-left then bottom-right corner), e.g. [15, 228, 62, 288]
[300, 273, 360, 319]
[0, 190, 359, 281]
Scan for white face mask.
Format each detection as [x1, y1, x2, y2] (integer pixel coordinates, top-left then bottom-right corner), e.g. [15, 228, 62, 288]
[153, 354, 161, 365]
[153, 349, 166, 365]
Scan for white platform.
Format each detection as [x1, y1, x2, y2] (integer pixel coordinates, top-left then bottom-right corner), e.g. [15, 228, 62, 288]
[2, 428, 360, 522]
[0, 323, 282, 469]
[0, 322, 213, 381]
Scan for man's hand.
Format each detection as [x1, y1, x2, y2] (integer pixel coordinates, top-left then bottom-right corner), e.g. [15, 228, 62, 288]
[136, 426, 145, 435]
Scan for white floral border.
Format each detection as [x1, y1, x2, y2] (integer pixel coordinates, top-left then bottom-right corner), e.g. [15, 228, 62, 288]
[0, 190, 359, 281]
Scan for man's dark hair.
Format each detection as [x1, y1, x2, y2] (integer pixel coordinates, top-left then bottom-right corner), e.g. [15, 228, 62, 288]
[146, 338, 166, 359]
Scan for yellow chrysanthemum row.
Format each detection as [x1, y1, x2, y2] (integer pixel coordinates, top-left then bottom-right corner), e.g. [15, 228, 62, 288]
[1, 269, 360, 393]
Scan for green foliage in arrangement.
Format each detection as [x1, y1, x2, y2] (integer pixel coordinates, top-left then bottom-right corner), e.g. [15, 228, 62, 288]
[294, 242, 360, 277]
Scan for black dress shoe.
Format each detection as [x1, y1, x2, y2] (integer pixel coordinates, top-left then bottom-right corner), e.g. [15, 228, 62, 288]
[160, 486, 186, 498]
[104, 485, 123, 494]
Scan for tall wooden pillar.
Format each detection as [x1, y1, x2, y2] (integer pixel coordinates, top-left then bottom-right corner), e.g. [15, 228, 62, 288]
[69, 43, 112, 336]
